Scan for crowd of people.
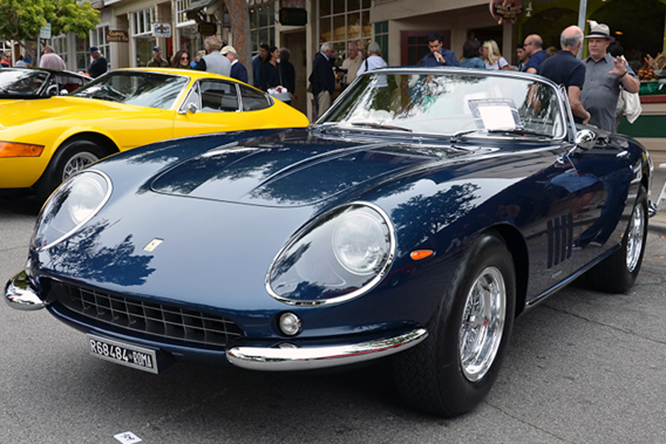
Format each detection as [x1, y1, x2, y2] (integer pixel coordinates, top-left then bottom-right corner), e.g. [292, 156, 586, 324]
[1, 20, 641, 129]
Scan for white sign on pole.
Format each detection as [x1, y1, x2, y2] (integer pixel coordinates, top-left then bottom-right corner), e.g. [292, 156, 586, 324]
[39, 23, 52, 39]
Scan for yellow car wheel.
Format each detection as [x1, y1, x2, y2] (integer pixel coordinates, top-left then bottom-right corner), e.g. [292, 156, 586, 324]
[35, 139, 106, 202]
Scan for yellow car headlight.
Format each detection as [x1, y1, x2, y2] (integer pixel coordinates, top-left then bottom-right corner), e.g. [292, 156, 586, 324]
[0, 141, 45, 158]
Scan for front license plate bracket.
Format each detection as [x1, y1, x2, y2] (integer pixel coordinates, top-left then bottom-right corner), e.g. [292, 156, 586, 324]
[87, 334, 160, 374]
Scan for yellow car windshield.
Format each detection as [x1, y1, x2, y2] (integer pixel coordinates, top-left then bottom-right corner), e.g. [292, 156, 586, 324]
[74, 71, 189, 110]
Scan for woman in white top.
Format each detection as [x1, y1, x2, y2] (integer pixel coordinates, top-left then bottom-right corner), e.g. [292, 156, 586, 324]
[482, 40, 509, 70]
[356, 42, 387, 76]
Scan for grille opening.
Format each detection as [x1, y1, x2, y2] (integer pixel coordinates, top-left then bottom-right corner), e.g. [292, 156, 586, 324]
[52, 282, 243, 348]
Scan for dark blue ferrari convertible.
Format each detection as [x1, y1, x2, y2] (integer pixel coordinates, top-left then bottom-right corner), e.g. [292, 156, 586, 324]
[6, 68, 655, 417]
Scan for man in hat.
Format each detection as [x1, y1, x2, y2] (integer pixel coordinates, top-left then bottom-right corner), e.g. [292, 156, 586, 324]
[147, 46, 169, 67]
[222, 45, 248, 84]
[539, 26, 590, 124]
[87, 47, 108, 78]
[580, 21, 639, 133]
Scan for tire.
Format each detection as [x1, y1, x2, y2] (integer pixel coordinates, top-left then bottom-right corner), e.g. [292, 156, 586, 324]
[584, 187, 648, 293]
[394, 232, 516, 417]
[34, 139, 106, 203]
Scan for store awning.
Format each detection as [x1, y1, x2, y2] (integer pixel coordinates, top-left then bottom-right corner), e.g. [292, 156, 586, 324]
[185, 0, 218, 14]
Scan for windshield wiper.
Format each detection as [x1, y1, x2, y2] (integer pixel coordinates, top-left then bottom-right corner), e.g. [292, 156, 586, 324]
[351, 121, 413, 132]
[449, 129, 482, 143]
[487, 127, 552, 138]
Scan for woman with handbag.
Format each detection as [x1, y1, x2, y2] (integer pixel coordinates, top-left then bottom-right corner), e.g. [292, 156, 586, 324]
[262, 46, 291, 103]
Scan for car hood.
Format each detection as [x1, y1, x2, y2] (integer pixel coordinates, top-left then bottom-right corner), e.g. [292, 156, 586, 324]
[150, 128, 468, 207]
[0, 96, 146, 127]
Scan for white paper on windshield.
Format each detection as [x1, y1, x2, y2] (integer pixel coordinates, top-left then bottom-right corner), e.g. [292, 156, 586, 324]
[468, 99, 520, 131]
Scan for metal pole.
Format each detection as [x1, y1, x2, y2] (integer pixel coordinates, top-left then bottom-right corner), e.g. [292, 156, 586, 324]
[577, 0, 588, 59]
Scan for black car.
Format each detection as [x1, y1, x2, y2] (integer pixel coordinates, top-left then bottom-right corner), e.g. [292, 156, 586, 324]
[0, 67, 90, 98]
[5, 68, 656, 417]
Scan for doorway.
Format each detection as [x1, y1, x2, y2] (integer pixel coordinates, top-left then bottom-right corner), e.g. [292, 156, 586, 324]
[282, 30, 307, 114]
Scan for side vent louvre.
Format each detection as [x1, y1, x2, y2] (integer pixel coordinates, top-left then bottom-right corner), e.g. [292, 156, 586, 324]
[547, 213, 574, 269]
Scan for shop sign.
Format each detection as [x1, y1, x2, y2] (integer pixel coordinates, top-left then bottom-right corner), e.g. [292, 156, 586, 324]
[198, 22, 217, 36]
[279, 7, 307, 26]
[152, 23, 172, 38]
[489, 0, 522, 25]
[107, 30, 129, 43]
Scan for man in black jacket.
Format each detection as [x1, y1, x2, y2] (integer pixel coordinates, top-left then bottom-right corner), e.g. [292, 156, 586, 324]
[309, 43, 336, 118]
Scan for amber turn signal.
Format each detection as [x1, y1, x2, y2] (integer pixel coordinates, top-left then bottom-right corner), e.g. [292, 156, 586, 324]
[410, 250, 434, 261]
[0, 141, 45, 158]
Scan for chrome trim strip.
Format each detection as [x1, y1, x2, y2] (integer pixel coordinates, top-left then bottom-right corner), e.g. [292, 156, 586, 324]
[4, 270, 46, 310]
[226, 328, 428, 371]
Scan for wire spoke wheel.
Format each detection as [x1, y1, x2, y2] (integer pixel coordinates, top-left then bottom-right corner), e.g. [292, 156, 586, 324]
[625, 202, 645, 273]
[62, 152, 99, 181]
[459, 266, 506, 382]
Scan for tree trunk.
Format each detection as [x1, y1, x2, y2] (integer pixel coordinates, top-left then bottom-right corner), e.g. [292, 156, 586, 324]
[225, 0, 253, 85]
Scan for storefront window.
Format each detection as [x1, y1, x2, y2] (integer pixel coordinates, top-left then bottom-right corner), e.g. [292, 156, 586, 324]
[76, 36, 89, 72]
[52, 36, 68, 66]
[374, 21, 388, 57]
[132, 7, 157, 67]
[249, 3, 275, 53]
[319, 0, 372, 66]
[176, 0, 203, 54]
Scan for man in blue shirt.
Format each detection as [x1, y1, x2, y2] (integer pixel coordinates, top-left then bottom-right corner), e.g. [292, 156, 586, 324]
[252, 43, 269, 88]
[421, 34, 459, 67]
[539, 26, 590, 124]
[523, 34, 547, 74]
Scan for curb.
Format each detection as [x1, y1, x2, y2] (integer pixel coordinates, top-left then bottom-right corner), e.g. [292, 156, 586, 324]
[649, 219, 666, 235]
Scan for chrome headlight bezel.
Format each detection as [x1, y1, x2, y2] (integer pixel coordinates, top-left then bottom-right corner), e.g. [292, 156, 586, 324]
[31, 170, 112, 251]
[266, 202, 396, 306]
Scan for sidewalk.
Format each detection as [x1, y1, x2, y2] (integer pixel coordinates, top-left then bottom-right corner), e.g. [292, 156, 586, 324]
[648, 149, 666, 233]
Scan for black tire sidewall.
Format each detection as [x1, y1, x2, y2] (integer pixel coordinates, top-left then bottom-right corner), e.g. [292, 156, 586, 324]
[432, 232, 516, 414]
[35, 139, 105, 202]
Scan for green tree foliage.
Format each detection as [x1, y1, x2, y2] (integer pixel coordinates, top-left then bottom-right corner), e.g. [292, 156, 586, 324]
[0, 0, 99, 42]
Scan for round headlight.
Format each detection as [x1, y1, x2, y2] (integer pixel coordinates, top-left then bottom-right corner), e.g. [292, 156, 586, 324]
[266, 202, 395, 305]
[332, 211, 390, 275]
[32, 171, 112, 250]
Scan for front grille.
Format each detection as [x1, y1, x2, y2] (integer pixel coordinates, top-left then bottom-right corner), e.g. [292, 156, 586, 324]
[52, 282, 244, 348]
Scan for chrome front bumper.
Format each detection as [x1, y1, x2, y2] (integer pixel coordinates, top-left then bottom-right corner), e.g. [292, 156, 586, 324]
[227, 328, 428, 371]
[6, 269, 428, 371]
[5, 270, 47, 310]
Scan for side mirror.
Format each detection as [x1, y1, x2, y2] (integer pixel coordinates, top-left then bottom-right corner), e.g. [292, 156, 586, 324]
[575, 129, 596, 150]
[178, 103, 198, 115]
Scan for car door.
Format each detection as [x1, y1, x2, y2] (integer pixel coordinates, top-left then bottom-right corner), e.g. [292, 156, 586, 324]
[173, 79, 248, 138]
[565, 136, 641, 270]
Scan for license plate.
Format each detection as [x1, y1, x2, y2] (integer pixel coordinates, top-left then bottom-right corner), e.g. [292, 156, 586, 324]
[87, 334, 159, 374]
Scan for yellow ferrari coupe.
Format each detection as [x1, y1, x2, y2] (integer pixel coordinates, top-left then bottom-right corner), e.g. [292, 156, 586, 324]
[0, 68, 309, 200]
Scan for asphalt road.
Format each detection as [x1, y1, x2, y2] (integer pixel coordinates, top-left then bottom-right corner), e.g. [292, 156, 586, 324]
[1, 197, 666, 444]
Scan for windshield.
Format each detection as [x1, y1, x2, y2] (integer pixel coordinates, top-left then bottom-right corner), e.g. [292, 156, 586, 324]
[0, 69, 49, 95]
[74, 71, 189, 109]
[323, 71, 566, 138]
